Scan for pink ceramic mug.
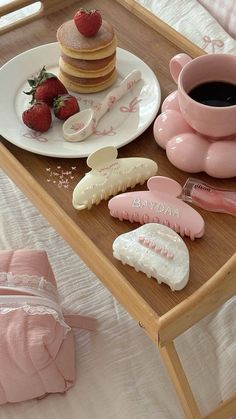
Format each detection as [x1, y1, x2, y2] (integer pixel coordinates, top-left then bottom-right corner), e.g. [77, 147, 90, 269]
[170, 53, 236, 138]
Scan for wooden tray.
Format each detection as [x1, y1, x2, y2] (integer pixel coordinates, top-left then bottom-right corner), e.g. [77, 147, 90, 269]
[0, 2, 235, 418]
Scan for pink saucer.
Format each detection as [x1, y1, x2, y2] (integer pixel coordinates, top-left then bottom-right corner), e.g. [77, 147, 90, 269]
[153, 90, 236, 178]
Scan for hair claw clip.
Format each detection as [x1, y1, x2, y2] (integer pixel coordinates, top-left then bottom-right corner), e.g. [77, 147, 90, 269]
[108, 176, 205, 239]
[113, 223, 190, 291]
[72, 146, 158, 210]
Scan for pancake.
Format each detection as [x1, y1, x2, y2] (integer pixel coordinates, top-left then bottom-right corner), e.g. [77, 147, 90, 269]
[57, 19, 115, 53]
[61, 52, 116, 71]
[59, 69, 118, 94]
[59, 56, 116, 78]
[59, 37, 117, 60]
[60, 68, 115, 85]
[57, 17, 117, 93]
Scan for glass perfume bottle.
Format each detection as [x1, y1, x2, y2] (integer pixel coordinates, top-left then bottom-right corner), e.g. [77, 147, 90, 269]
[181, 178, 236, 217]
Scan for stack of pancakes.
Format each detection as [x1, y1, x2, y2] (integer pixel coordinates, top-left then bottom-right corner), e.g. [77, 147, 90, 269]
[57, 19, 117, 93]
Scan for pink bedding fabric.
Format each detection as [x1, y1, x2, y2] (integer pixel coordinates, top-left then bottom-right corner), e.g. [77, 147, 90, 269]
[0, 249, 57, 283]
[0, 249, 75, 404]
[199, 0, 236, 40]
[0, 309, 75, 404]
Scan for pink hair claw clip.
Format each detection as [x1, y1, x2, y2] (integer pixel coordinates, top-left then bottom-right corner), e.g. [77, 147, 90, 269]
[108, 176, 205, 240]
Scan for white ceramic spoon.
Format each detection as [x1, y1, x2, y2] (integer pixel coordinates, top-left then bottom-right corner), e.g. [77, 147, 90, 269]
[62, 69, 142, 142]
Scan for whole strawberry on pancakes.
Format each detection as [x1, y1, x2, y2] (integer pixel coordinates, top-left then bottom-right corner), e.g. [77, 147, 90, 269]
[57, 9, 117, 93]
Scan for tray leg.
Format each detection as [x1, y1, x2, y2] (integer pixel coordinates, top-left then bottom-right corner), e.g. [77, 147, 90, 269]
[159, 340, 236, 419]
[159, 341, 202, 419]
[158, 254, 236, 418]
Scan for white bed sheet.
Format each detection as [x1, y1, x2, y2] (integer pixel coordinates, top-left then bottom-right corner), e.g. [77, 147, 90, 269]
[1, 3, 236, 417]
[0, 169, 236, 419]
[137, 0, 236, 55]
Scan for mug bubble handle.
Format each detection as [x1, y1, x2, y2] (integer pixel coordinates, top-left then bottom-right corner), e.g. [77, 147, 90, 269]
[170, 53, 192, 84]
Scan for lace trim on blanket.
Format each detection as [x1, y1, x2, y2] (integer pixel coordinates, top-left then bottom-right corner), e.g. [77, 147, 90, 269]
[0, 304, 71, 335]
[0, 272, 58, 299]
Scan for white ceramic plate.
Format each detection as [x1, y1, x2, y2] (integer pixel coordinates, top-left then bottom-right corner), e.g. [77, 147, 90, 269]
[0, 43, 161, 158]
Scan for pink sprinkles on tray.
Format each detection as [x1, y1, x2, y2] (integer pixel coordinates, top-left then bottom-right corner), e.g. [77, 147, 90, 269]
[45, 166, 77, 189]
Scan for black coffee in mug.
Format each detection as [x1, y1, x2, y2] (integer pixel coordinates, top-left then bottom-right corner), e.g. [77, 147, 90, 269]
[188, 80, 236, 107]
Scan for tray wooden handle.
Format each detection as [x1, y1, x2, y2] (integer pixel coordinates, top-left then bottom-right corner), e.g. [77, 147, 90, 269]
[0, 0, 74, 35]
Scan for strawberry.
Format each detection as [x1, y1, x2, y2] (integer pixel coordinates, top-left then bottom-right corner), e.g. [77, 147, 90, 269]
[53, 94, 80, 120]
[73, 9, 102, 37]
[22, 102, 52, 132]
[24, 66, 68, 106]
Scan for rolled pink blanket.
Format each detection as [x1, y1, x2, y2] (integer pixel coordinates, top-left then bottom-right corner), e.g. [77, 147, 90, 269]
[0, 249, 96, 404]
